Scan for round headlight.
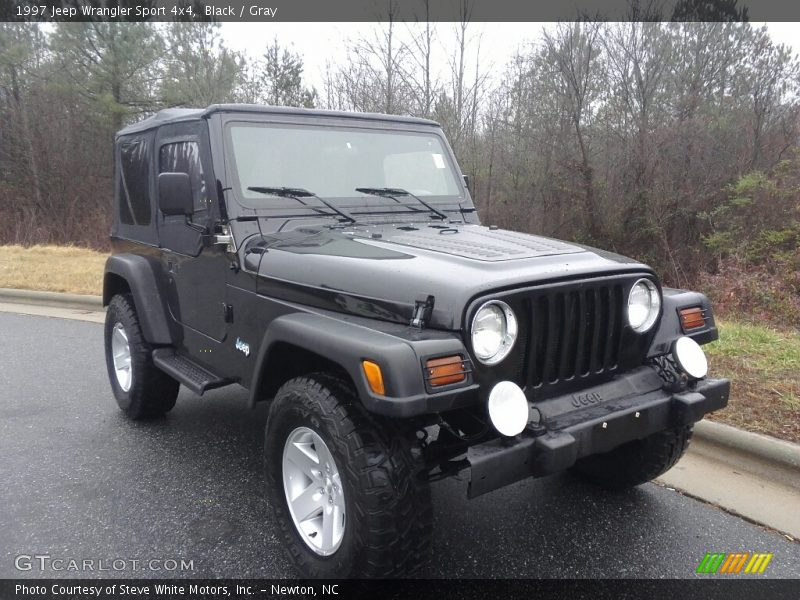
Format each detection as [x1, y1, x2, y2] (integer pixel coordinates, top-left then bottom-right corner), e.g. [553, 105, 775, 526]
[627, 279, 661, 333]
[471, 300, 518, 365]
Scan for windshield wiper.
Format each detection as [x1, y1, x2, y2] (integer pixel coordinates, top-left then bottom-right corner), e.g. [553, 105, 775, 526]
[355, 187, 449, 221]
[247, 186, 356, 224]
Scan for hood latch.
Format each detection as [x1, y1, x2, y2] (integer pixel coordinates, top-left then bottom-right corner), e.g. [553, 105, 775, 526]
[411, 295, 435, 329]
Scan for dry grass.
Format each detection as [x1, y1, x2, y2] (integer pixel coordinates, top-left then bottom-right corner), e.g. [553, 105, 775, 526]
[0, 244, 106, 296]
[706, 320, 800, 444]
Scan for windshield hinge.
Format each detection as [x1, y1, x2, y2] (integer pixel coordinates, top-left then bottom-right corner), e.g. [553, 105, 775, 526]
[411, 295, 435, 328]
[213, 224, 236, 253]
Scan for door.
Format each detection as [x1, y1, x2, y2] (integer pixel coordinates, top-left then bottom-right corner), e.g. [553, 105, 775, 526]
[156, 126, 229, 345]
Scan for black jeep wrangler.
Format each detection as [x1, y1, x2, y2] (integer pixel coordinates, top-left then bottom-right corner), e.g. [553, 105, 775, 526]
[103, 104, 729, 577]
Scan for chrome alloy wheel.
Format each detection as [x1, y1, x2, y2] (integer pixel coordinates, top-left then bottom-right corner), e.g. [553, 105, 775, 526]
[282, 426, 346, 556]
[111, 322, 132, 392]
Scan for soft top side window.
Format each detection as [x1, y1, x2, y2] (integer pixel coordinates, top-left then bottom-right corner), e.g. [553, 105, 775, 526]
[159, 141, 208, 214]
[118, 139, 152, 226]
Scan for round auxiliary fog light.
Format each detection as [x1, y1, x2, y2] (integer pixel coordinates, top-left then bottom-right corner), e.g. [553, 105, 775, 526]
[672, 336, 708, 379]
[487, 381, 529, 437]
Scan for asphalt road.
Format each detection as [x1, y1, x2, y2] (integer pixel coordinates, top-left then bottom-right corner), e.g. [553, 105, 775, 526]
[1, 312, 799, 579]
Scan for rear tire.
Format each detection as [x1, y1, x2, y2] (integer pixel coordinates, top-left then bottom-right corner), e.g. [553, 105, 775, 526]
[104, 293, 179, 420]
[571, 425, 693, 490]
[264, 373, 432, 578]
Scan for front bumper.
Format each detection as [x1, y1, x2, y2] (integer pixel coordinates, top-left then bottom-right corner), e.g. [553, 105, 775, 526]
[466, 369, 730, 498]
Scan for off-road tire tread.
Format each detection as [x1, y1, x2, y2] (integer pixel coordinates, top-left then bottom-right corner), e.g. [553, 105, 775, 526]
[105, 293, 179, 419]
[572, 425, 693, 490]
[264, 373, 433, 578]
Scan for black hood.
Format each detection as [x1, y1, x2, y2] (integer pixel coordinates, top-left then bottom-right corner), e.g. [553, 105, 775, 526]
[250, 223, 653, 330]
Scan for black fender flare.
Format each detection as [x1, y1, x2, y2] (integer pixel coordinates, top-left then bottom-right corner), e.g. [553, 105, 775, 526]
[648, 288, 719, 357]
[103, 254, 175, 345]
[248, 311, 472, 417]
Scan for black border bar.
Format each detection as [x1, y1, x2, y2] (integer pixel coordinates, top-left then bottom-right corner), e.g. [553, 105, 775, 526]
[3, 579, 800, 600]
[3, 0, 800, 22]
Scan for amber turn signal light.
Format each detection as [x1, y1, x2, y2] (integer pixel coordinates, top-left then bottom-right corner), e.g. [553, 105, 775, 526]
[679, 307, 705, 331]
[426, 355, 467, 387]
[362, 360, 385, 395]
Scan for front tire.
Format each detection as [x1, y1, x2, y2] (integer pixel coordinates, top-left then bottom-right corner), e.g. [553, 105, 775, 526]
[104, 293, 179, 420]
[571, 425, 693, 490]
[264, 373, 432, 578]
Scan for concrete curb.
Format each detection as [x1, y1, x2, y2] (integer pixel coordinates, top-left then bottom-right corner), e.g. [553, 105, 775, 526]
[0, 287, 103, 312]
[2, 287, 799, 475]
[694, 419, 800, 473]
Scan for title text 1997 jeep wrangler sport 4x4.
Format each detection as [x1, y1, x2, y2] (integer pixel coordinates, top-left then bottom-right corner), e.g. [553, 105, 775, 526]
[104, 105, 729, 578]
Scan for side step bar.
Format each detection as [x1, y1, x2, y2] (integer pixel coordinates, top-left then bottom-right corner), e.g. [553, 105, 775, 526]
[152, 349, 233, 395]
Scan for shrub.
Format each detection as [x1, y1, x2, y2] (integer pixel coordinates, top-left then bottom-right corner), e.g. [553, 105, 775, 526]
[700, 151, 800, 327]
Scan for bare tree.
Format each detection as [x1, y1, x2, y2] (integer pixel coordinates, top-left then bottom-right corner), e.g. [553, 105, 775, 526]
[403, 1, 438, 117]
[323, 2, 412, 114]
[0, 24, 45, 215]
[543, 21, 605, 240]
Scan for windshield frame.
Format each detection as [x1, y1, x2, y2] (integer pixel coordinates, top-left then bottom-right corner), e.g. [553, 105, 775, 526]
[220, 115, 469, 218]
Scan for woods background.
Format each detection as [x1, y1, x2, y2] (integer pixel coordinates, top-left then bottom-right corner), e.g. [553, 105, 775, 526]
[1, 15, 799, 325]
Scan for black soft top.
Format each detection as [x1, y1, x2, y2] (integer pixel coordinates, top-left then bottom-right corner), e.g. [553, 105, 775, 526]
[116, 104, 440, 136]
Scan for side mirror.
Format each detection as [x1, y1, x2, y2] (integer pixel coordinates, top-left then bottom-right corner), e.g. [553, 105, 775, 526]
[463, 174, 471, 191]
[158, 172, 193, 216]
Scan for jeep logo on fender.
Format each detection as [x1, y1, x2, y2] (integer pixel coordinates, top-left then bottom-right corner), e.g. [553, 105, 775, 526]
[235, 337, 250, 357]
[571, 392, 603, 408]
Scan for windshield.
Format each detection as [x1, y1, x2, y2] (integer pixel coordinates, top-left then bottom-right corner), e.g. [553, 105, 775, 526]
[226, 122, 464, 205]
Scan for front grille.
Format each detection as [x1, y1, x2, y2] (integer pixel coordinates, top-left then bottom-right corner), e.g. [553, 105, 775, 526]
[523, 282, 625, 388]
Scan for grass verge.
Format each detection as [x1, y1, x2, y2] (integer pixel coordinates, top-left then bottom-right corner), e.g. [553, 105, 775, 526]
[0, 244, 105, 296]
[706, 320, 800, 444]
